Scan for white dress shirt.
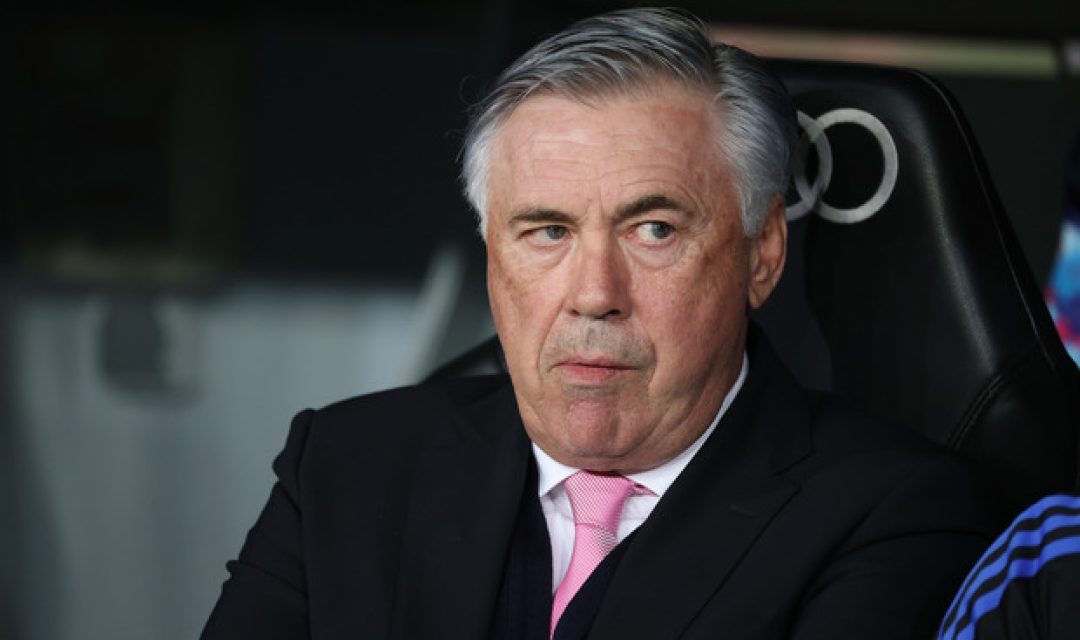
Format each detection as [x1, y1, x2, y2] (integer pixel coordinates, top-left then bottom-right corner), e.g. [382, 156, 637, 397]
[532, 353, 749, 592]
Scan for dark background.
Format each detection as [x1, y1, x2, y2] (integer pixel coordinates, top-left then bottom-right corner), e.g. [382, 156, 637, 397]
[2, 2, 1078, 639]
[5, 0, 1080, 283]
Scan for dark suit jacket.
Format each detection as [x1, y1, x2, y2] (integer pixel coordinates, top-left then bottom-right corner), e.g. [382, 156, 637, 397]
[203, 334, 1003, 639]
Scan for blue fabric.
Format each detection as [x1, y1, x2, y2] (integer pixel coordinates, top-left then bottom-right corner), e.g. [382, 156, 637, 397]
[938, 494, 1080, 640]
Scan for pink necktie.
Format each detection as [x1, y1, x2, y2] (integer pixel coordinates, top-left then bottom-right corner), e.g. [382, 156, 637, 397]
[550, 471, 645, 637]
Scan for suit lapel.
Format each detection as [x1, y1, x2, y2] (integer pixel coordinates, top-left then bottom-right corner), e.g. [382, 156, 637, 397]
[589, 334, 814, 638]
[392, 380, 532, 640]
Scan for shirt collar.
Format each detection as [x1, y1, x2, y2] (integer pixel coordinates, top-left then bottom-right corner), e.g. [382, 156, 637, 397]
[533, 352, 749, 498]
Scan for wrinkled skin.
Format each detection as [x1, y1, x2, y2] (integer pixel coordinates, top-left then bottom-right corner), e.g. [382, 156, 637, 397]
[485, 84, 787, 473]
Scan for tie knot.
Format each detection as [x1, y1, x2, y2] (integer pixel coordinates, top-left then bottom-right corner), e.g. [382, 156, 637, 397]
[562, 471, 639, 533]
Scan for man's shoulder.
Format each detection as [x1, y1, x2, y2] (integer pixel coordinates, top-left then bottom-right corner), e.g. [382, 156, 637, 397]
[305, 373, 515, 438]
[787, 390, 1007, 530]
[274, 374, 519, 484]
[317, 374, 512, 420]
[742, 382, 991, 522]
[746, 329, 965, 476]
[804, 390, 953, 460]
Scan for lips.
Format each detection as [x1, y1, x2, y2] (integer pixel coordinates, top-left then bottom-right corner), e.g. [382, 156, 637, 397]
[553, 357, 635, 385]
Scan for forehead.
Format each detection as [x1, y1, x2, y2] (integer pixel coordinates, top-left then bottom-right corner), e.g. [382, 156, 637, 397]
[487, 86, 728, 212]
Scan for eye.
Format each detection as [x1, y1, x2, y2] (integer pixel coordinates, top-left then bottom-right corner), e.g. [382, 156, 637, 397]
[526, 225, 569, 245]
[633, 221, 675, 244]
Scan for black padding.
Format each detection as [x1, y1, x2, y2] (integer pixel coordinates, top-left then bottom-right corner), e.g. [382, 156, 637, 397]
[428, 60, 1080, 494]
[759, 60, 1079, 493]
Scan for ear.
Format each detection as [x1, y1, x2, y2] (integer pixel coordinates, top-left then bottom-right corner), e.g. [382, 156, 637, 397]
[747, 196, 788, 309]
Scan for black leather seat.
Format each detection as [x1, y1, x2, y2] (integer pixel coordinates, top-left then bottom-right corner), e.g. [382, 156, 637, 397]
[427, 60, 1080, 499]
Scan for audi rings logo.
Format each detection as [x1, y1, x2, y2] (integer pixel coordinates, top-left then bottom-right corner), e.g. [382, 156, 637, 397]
[786, 108, 899, 224]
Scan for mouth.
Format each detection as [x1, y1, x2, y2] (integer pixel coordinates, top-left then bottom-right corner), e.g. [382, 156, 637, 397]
[553, 357, 635, 385]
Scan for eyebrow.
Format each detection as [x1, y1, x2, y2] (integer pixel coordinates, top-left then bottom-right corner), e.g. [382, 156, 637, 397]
[615, 194, 689, 221]
[507, 194, 690, 228]
[507, 208, 576, 227]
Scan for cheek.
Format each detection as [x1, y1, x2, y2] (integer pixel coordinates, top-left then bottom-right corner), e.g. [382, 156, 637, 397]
[633, 248, 748, 359]
[487, 249, 564, 359]
[490, 250, 549, 316]
[636, 242, 742, 312]
[486, 252, 513, 312]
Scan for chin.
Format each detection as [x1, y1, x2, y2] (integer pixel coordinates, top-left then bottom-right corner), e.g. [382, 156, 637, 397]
[562, 423, 643, 463]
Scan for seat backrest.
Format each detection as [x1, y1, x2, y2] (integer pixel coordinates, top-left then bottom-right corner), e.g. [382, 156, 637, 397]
[758, 60, 1078, 494]
[427, 60, 1080, 495]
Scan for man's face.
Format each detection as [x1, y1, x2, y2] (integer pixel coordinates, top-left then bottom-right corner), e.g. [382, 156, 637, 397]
[485, 84, 786, 473]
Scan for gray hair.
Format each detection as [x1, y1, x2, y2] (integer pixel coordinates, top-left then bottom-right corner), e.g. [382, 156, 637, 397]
[460, 7, 797, 239]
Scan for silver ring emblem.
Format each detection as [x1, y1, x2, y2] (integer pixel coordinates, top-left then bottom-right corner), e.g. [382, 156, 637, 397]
[786, 108, 900, 224]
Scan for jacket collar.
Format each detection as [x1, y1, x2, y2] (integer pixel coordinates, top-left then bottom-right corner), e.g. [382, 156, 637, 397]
[588, 327, 814, 638]
[393, 326, 813, 639]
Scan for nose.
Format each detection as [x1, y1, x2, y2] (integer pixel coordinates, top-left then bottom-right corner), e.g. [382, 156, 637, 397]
[566, 235, 630, 321]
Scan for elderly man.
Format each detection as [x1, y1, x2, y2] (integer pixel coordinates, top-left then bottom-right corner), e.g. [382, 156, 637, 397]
[203, 8, 1000, 639]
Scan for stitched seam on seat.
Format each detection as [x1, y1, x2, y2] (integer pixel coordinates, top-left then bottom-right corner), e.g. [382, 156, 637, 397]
[947, 352, 1035, 450]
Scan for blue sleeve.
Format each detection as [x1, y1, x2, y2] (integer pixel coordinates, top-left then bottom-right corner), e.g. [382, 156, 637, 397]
[938, 493, 1080, 640]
